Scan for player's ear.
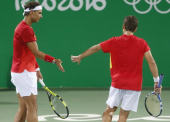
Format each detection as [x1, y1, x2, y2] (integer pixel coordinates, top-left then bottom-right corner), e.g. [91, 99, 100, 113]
[29, 10, 34, 15]
[123, 25, 125, 29]
[134, 28, 137, 32]
[123, 25, 125, 32]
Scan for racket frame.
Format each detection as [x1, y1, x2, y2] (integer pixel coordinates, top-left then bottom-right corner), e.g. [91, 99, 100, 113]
[39, 79, 69, 119]
[144, 74, 164, 117]
[44, 86, 69, 119]
[144, 91, 163, 117]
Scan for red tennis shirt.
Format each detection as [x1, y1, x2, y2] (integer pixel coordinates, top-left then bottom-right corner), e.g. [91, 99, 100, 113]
[100, 34, 150, 91]
[11, 21, 38, 73]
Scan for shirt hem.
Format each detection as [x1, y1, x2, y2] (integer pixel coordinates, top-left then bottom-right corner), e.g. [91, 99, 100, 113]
[111, 85, 142, 91]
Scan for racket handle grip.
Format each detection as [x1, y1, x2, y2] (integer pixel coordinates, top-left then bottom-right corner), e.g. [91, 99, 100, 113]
[39, 79, 46, 87]
[157, 74, 164, 88]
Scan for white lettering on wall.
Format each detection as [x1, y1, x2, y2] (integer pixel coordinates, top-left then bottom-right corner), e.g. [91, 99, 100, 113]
[15, 0, 107, 11]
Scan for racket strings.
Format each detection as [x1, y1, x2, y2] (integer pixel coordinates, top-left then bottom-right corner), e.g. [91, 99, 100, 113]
[51, 95, 68, 117]
[146, 94, 161, 116]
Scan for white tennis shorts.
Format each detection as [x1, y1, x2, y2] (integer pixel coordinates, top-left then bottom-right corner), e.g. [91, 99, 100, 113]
[106, 86, 141, 112]
[11, 69, 38, 97]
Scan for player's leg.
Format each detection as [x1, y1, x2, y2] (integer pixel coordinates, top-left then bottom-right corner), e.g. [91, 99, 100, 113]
[119, 90, 141, 122]
[102, 86, 124, 122]
[11, 70, 38, 122]
[118, 108, 130, 122]
[22, 94, 38, 122]
[102, 105, 117, 122]
[14, 94, 27, 122]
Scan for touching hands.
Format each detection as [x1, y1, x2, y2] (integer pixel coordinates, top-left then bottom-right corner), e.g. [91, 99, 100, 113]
[71, 55, 81, 65]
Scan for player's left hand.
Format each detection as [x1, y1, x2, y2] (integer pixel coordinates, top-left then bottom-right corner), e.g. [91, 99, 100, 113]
[154, 82, 162, 94]
[71, 55, 81, 65]
[36, 70, 43, 81]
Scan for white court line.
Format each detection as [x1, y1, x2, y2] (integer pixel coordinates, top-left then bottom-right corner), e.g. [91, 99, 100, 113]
[38, 114, 170, 121]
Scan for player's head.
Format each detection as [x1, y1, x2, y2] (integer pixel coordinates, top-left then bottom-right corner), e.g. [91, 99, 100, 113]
[23, 1, 42, 23]
[123, 15, 138, 32]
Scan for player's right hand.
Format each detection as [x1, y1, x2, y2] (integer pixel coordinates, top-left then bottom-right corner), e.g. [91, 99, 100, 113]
[71, 55, 81, 65]
[55, 59, 65, 72]
[154, 82, 162, 94]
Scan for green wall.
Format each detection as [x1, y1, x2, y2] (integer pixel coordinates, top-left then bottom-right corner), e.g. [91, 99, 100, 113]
[1, 0, 170, 88]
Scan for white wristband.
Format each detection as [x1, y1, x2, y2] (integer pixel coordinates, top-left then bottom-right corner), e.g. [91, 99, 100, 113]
[36, 67, 40, 71]
[153, 76, 159, 83]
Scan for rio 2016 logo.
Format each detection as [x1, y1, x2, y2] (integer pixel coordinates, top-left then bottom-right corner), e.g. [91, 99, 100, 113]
[15, 0, 106, 11]
[124, 0, 170, 14]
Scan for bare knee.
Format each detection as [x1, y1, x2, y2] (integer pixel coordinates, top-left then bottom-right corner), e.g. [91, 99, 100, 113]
[18, 107, 27, 113]
[118, 108, 130, 122]
[103, 107, 116, 117]
[22, 95, 38, 113]
[102, 106, 117, 122]
[26, 103, 38, 112]
[104, 106, 117, 113]
[17, 94, 27, 113]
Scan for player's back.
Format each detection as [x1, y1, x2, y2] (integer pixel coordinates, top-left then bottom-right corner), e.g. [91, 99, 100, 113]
[102, 34, 150, 91]
[111, 34, 148, 71]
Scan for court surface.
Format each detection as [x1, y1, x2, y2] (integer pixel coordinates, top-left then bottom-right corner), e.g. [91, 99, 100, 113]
[0, 88, 169, 122]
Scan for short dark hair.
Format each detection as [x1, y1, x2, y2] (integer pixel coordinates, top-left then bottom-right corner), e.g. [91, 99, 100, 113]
[123, 16, 138, 32]
[24, 1, 40, 16]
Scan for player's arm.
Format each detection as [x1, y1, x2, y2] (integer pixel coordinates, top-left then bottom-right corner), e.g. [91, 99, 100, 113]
[144, 50, 158, 77]
[71, 44, 102, 64]
[26, 41, 65, 72]
[79, 44, 102, 59]
[144, 50, 161, 93]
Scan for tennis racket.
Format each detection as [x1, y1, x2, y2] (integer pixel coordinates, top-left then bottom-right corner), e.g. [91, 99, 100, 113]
[144, 74, 164, 117]
[39, 79, 69, 119]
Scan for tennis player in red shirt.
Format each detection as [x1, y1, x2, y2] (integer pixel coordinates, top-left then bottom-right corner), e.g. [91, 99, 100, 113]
[71, 16, 161, 122]
[11, 1, 64, 122]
